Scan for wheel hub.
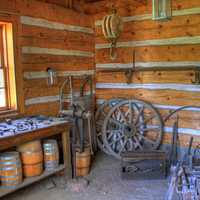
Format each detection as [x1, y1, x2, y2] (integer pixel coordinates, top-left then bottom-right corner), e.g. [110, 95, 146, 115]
[124, 125, 137, 138]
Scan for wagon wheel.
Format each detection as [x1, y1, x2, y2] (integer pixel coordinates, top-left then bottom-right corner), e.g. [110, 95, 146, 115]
[102, 99, 164, 159]
[95, 98, 124, 154]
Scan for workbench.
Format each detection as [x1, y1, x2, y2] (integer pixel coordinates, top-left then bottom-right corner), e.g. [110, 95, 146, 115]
[0, 116, 72, 198]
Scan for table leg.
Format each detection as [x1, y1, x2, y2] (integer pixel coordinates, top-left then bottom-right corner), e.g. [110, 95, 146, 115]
[62, 130, 72, 179]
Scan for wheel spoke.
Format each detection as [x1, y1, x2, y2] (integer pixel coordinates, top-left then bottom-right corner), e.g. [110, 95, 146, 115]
[129, 102, 133, 124]
[116, 107, 127, 123]
[119, 139, 128, 154]
[108, 133, 124, 144]
[134, 106, 144, 125]
[134, 136, 143, 150]
[136, 115, 155, 128]
[109, 118, 126, 128]
[128, 138, 134, 151]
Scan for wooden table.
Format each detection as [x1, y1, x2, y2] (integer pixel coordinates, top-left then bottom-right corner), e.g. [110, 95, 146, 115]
[0, 121, 72, 198]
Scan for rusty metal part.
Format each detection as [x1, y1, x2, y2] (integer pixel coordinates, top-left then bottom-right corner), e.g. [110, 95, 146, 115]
[164, 105, 200, 122]
[169, 115, 179, 166]
[191, 69, 200, 85]
[102, 99, 164, 159]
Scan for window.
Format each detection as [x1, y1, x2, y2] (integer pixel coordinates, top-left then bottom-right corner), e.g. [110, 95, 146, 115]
[0, 22, 17, 113]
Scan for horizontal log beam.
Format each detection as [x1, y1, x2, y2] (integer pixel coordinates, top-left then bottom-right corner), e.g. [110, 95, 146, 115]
[21, 16, 94, 34]
[96, 83, 200, 92]
[22, 47, 94, 57]
[24, 70, 95, 79]
[95, 36, 200, 49]
[96, 61, 200, 70]
[95, 7, 200, 26]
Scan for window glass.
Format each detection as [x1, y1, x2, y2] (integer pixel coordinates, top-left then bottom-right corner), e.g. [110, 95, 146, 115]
[0, 88, 6, 107]
[0, 69, 4, 88]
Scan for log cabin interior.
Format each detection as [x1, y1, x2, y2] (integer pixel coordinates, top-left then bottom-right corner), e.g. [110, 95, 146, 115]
[0, 0, 200, 199]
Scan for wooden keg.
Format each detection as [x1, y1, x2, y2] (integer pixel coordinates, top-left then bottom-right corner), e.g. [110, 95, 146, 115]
[23, 163, 43, 177]
[17, 140, 42, 152]
[43, 139, 59, 171]
[17, 140, 43, 165]
[76, 147, 91, 177]
[0, 152, 23, 187]
[17, 140, 43, 177]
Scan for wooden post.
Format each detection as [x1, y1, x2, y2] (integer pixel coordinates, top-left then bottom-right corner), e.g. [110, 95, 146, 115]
[62, 130, 72, 179]
[65, 0, 73, 9]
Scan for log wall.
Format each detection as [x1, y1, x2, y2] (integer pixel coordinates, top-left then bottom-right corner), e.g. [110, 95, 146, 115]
[0, 0, 94, 116]
[87, 0, 200, 148]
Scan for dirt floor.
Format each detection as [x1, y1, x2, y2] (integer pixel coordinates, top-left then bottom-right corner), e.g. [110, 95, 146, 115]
[3, 153, 168, 200]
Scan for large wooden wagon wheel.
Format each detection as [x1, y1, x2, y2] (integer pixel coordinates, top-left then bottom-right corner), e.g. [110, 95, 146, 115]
[95, 98, 124, 154]
[102, 99, 164, 159]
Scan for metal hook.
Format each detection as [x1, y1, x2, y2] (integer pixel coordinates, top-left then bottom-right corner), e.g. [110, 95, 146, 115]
[191, 70, 200, 85]
[110, 42, 117, 60]
[124, 50, 136, 84]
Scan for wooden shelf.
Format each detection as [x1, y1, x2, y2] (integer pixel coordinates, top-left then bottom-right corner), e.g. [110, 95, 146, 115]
[0, 164, 65, 198]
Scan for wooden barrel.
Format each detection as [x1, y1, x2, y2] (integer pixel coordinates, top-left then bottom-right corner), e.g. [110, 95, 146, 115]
[76, 147, 91, 177]
[0, 152, 23, 187]
[43, 140, 59, 171]
[23, 163, 43, 177]
[17, 140, 43, 165]
[17, 140, 42, 153]
[20, 150, 43, 165]
[17, 140, 43, 177]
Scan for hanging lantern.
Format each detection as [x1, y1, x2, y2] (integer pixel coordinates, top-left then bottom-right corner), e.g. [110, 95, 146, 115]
[152, 0, 172, 20]
[102, 7, 123, 60]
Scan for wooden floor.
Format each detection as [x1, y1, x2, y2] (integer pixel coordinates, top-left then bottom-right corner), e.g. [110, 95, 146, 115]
[3, 153, 169, 200]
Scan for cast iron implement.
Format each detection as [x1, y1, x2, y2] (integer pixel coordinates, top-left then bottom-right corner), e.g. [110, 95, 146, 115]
[59, 75, 96, 177]
[121, 150, 167, 179]
[165, 136, 200, 200]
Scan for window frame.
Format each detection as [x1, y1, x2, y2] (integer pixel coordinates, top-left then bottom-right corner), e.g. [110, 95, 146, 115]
[0, 25, 9, 111]
[0, 15, 24, 119]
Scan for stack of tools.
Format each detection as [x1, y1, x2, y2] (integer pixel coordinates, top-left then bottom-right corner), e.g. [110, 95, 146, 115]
[165, 117, 200, 200]
[17, 140, 43, 177]
[0, 152, 23, 188]
[43, 139, 59, 171]
[121, 150, 167, 179]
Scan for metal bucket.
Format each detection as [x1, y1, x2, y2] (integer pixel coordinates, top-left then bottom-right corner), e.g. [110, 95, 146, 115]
[43, 140, 59, 171]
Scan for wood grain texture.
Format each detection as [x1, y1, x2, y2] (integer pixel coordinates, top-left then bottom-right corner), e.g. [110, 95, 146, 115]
[95, 88, 200, 107]
[93, 0, 200, 148]
[95, 45, 200, 63]
[0, 0, 94, 118]
[96, 71, 195, 84]
[21, 16, 94, 34]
